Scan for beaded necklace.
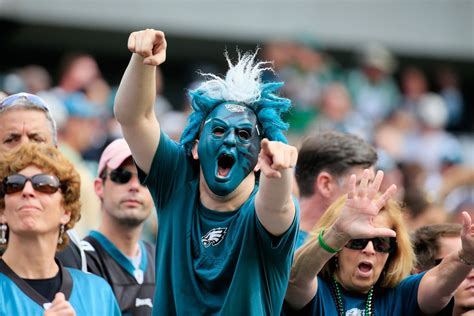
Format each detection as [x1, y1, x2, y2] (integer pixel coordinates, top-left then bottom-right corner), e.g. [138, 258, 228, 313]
[330, 276, 374, 316]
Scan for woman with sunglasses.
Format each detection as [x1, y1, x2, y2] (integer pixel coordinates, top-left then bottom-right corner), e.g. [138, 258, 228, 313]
[0, 143, 120, 315]
[285, 169, 474, 315]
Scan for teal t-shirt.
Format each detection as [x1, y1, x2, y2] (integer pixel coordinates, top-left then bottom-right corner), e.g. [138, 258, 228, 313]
[140, 132, 299, 315]
[0, 262, 120, 316]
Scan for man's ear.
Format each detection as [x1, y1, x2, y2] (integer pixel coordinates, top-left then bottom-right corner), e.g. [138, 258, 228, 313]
[192, 140, 199, 160]
[315, 171, 336, 199]
[94, 178, 105, 200]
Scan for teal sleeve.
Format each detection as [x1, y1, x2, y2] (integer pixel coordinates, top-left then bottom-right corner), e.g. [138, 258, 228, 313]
[254, 195, 300, 256]
[137, 130, 196, 210]
[396, 271, 426, 314]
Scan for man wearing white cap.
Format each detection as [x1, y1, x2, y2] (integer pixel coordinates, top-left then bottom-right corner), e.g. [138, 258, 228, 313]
[58, 138, 156, 315]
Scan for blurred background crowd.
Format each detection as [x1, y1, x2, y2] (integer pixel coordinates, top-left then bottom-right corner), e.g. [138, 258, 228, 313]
[0, 1, 472, 242]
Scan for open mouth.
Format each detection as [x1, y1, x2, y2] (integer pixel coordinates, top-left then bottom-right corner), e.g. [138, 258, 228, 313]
[217, 153, 235, 178]
[358, 262, 374, 274]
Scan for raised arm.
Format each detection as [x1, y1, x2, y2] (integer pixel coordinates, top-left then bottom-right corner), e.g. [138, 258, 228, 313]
[417, 211, 474, 314]
[255, 138, 298, 236]
[285, 170, 397, 309]
[114, 29, 167, 174]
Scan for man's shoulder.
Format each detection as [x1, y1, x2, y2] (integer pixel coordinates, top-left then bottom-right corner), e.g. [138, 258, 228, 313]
[141, 240, 156, 257]
[67, 267, 109, 287]
[56, 243, 82, 269]
[82, 235, 103, 254]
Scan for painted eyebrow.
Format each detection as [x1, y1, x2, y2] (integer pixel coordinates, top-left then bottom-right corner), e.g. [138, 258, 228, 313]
[211, 117, 254, 128]
[209, 118, 229, 126]
[236, 123, 253, 129]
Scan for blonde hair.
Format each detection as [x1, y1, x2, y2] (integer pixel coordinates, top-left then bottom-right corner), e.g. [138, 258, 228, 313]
[311, 195, 415, 288]
[0, 143, 81, 250]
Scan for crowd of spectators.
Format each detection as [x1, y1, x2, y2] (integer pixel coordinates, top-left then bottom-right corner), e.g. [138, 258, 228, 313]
[0, 37, 472, 241]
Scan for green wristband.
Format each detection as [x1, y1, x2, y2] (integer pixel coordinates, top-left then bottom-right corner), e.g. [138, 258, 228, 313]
[318, 229, 341, 254]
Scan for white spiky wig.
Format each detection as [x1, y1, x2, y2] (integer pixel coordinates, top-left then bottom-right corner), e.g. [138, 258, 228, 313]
[180, 50, 291, 155]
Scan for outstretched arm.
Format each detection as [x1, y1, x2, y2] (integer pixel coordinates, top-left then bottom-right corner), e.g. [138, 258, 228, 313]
[114, 29, 167, 174]
[285, 170, 397, 309]
[417, 211, 474, 314]
[255, 139, 298, 236]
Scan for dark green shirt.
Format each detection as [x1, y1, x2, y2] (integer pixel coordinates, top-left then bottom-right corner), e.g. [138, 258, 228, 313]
[140, 132, 299, 315]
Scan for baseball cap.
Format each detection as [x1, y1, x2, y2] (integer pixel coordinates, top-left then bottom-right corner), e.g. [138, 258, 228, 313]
[97, 138, 133, 176]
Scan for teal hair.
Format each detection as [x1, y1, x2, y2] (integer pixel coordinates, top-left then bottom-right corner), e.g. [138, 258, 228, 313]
[180, 50, 291, 155]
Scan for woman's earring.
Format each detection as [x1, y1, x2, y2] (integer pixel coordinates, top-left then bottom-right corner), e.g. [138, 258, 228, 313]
[58, 224, 65, 245]
[0, 223, 7, 245]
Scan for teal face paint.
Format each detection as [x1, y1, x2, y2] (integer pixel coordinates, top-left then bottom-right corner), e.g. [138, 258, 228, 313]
[198, 103, 261, 196]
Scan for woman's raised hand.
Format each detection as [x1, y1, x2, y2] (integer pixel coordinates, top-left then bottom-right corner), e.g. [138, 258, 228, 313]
[333, 169, 397, 240]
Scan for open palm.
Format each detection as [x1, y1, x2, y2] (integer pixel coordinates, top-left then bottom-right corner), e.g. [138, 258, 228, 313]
[333, 169, 397, 239]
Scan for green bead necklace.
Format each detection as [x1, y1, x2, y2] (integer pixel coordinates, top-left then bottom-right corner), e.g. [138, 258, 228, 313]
[331, 276, 374, 316]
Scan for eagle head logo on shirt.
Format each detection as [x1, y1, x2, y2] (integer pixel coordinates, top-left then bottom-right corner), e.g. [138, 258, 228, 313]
[201, 227, 228, 247]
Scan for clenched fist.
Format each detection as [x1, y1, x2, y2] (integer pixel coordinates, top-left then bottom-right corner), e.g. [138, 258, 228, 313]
[128, 29, 167, 66]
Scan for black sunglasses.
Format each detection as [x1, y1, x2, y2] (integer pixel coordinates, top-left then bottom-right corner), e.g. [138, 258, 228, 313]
[0, 93, 50, 112]
[106, 169, 137, 185]
[1, 174, 64, 196]
[345, 237, 397, 253]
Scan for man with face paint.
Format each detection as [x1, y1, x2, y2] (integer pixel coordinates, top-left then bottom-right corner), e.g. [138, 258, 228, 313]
[197, 103, 261, 197]
[114, 29, 299, 315]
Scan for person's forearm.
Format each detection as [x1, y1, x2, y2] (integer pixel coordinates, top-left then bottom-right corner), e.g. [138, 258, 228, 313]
[255, 168, 295, 236]
[418, 251, 473, 314]
[258, 168, 293, 213]
[285, 226, 349, 309]
[114, 54, 157, 126]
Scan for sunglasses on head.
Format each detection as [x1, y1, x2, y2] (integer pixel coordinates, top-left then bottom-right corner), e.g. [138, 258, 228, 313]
[345, 237, 397, 253]
[0, 93, 50, 112]
[106, 168, 137, 185]
[1, 174, 64, 196]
